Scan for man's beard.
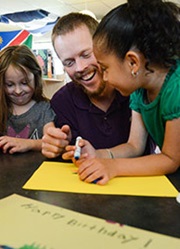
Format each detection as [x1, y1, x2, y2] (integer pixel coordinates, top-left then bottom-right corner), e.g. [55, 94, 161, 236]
[73, 66, 107, 98]
[76, 79, 107, 98]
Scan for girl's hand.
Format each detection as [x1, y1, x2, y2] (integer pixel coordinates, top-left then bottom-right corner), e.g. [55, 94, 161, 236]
[62, 138, 96, 162]
[0, 136, 41, 154]
[77, 158, 117, 185]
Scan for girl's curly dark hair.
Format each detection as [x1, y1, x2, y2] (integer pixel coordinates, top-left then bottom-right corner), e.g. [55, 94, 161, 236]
[93, 0, 180, 69]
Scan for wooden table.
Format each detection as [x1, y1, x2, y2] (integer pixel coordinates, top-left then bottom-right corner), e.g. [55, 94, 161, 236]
[0, 151, 180, 238]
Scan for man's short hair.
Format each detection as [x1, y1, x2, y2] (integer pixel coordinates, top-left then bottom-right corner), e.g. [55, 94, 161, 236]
[52, 12, 98, 45]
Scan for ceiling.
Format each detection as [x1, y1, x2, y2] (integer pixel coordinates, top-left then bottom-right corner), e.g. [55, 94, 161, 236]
[0, 0, 127, 21]
[1, 0, 179, 22]
[0, 0, 179, 43]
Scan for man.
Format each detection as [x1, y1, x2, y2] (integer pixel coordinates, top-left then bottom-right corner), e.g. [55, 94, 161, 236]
[41, 13, 132, 159]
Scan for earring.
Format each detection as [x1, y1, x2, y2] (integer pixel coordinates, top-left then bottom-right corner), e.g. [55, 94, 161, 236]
[131, 70, 139, 77]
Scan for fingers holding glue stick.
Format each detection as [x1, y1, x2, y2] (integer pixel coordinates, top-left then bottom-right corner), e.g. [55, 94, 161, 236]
[62, 137, 96, 161]
[62, 136, 85, 161]
[74, 136, 82, 160]
[73, 137, 102, 184]
[73, 136, 98, 161]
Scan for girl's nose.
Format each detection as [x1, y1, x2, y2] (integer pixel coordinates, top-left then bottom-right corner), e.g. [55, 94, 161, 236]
[14, 85, 23, 94]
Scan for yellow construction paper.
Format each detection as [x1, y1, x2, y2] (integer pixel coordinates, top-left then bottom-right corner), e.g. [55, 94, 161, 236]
[0, 194, 180, 248]
[23, 161, 178, 197]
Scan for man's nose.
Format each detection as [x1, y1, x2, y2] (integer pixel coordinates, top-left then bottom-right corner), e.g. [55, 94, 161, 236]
[75, 58, 88, 72]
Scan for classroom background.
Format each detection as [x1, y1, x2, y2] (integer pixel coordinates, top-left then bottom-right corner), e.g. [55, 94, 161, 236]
[1, 0, 178, 99]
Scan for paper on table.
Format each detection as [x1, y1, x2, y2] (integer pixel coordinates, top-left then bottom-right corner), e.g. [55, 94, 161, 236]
[23, 161, 178, 197]
[0, 194, 180, 248]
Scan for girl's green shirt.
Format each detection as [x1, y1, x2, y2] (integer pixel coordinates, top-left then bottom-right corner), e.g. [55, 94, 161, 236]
[130, 60, 180, 149]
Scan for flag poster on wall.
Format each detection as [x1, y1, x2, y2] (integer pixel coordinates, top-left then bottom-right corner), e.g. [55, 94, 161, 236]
[0, 9, 59, 50]
[0, 29, 32, 50]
